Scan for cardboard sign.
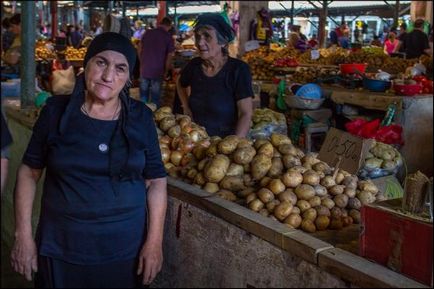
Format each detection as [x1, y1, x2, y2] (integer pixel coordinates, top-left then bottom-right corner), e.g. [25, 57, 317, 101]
[318, 128, 374, 174]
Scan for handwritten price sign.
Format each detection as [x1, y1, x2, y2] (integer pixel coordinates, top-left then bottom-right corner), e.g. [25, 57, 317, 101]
[318, 128, 374, 174]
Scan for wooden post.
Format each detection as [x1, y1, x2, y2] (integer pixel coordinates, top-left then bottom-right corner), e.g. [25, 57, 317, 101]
[21, 1, 36, 109]
[394, 0, 400, 28]
[51, 0, 58, 40]
[318, 1, 328, 48]
[157, 1, 167, 24]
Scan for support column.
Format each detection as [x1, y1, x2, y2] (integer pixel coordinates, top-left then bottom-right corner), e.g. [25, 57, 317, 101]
[238, 1, 268, 56]
[394, 0, 400, 28]
[318, 1, 328, 48]
[21, 1, 36, 109]
[51, 0, 58, 40]
[157, 1, 167, 24]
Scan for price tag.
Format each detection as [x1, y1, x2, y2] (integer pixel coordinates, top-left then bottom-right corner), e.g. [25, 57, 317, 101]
[318, 128, 374, 174]
[311, 49, 320, 60]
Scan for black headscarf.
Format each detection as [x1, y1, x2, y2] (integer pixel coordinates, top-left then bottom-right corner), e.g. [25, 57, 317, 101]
[193, 13, 235, 43]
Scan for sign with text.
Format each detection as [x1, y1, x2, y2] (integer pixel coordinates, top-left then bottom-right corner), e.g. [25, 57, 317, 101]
[318, 128, 374, 174]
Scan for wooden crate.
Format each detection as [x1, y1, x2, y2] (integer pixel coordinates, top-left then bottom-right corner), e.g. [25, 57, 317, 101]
[360, 199, 433, 286]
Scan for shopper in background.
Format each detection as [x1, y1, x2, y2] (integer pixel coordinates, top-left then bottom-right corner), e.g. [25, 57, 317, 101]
[1, 17, 15, 53]
[287, 32, 309, 52]
[1, 113, 13, 195]
[133, 20, 145, 39]
[177, 13, 253, 138]
[2, 13, 21, 66]
[138, 17, 175, 108]
[383, 32, 399, 55]
[10, 32, 167, 287]
[395, 22, 408, 53]
[395, 19, 431, 59]
[370, 35, 382, 47]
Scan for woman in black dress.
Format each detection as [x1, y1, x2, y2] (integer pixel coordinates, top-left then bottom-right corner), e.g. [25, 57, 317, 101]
[11, 32, 167, 288]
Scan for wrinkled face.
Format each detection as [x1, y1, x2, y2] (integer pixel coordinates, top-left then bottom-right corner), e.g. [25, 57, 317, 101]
[195, 26, 224, 60]
[85, 50, 129, 102]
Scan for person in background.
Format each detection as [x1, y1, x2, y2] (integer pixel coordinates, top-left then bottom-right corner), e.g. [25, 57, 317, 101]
[383, 32, 399, 55]
[329, 28, 339, 47]
[138, 17, 175, 108]
[395, 19, 431, 59]
[396, 22, 407, 53]
[10, 32, 167, 287]
[2, 13, 21, 67]
[308, 34, 319, 49]
[177, 13, 253, 138]
[2, 17, 15, 53]
[370, 35, 382, 47]
[287, 32, 309, 52]
[249, 7, 273, 45]
[133, 20, 145, 39]
[1, 113, 13, 195]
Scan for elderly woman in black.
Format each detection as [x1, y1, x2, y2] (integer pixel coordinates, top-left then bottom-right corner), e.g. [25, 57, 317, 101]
[177, 13, 253, 138]
[11, 32, 167, 288]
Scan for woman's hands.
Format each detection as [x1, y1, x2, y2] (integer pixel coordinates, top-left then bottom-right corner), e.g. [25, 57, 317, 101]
[137, 240, 163, 285]
[11, 234, 38, 281]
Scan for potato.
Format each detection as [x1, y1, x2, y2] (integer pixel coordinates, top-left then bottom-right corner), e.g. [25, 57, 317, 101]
[321, 198, 335, 210]
[204, 154, 230, 183]
[243, 164, 251, 173]
[358, 181, 379, 195]
[320, 176, 336, 188]
[281, 171, 303, 188]
[312, 161, 332, 174]
[315, 215, 330, 231]
[259, 208, 270, 217]
[206, 142, 218, 157]
[266, 199, 280, 213]
[315, 205, 331, 217]
[194, 172, 207, 186]
[268, 179, 286, 195]
[159, 116, 177, 132]
[277, 143, 298, 156]
[291, 206, 301, 215]
[335, 172, 345, 185]
[302, 170, 320, 186]
[342, 176, 358, 189]
[333, 194, 349, 208]
[330, 207, 343, 219]
[259, 176, 272, 187]
[203, 182, 219, 193]
[219, 176, 245, 191]
[248, 198, 264, 212]
[296, 199, 311, 212]
[233, 146, 256, 165]
[329, 218, 343, 230]
[278, 189, 297, 204]
[302, 208, 318, 221]
[301, 219, 316, 233]
[186, 168, 198, 180]
[217, 189, 237, 201]
[197, 158, 209, 171]
[251, 154, 273, 180]
[257, 142, 274, 158]
[267, 157, 284, 178]
[270, 133, 292, 147]
[257, 188, 275, 203]
[246, 193, 257, 204]
[226, 163, 244, 177]
[329, 185, 345, 196]
[349, 209, 361, 224]
[301, 153, 320, 166]
[357, 191, 376, 205]
[282, 154, 302, 169]
[273, 149, 282, 158]
[192, 145, 207, 160]
[254, 139, 269, 150]
[284, 213, 302, 229]
[288, 165, 308, 174]
[274, 201, 293, 221]
[237, 187, 255, 198]
[243, 174, 255, 187]
[295, 184, 316, 200]
[342, 216, 354, 227]
[347, 197, 362, 210]
[344, 187, 356, 198]
[237, 138, 253, 149]
[314, 185, 328, 197]
[218, 135, 241, 155]
[308, 196, 321, 207]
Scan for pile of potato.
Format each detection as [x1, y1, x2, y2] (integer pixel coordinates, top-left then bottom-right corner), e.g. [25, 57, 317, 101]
[359, 141, 403, 179]
[154, 111, 381, 233]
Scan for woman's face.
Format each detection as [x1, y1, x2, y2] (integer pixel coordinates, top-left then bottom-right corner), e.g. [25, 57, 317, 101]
[85, 50, 129, 102]
[195, 27, 224, 60]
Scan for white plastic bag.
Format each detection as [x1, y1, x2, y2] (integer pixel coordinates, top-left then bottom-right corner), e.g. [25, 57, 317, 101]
[51, 66, 75, 95]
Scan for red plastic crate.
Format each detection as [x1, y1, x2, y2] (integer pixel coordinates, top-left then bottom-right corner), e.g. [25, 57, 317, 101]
[360, 199, 433, 286]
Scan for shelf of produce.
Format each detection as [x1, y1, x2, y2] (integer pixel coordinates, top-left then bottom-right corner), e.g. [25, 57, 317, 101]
[2, 104, 429, 288]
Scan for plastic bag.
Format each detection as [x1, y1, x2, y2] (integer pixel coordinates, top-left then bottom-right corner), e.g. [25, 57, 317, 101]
[345, 118, 404, 145]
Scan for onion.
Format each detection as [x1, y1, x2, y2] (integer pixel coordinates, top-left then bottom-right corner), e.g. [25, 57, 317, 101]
[189, 130, 202, 143]
[170, 150, 184, 166]
[160, 147, 171, 163]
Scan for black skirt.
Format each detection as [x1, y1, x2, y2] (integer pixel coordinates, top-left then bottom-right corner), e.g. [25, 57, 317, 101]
[35, 255, 144, 288]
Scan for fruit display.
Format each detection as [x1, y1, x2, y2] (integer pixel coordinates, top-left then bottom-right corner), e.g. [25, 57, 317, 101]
[35, 44, 56, 61]
[154, 107, 381, 233]
[65, 46, 87, 60]
[359, 141, 402, 179]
